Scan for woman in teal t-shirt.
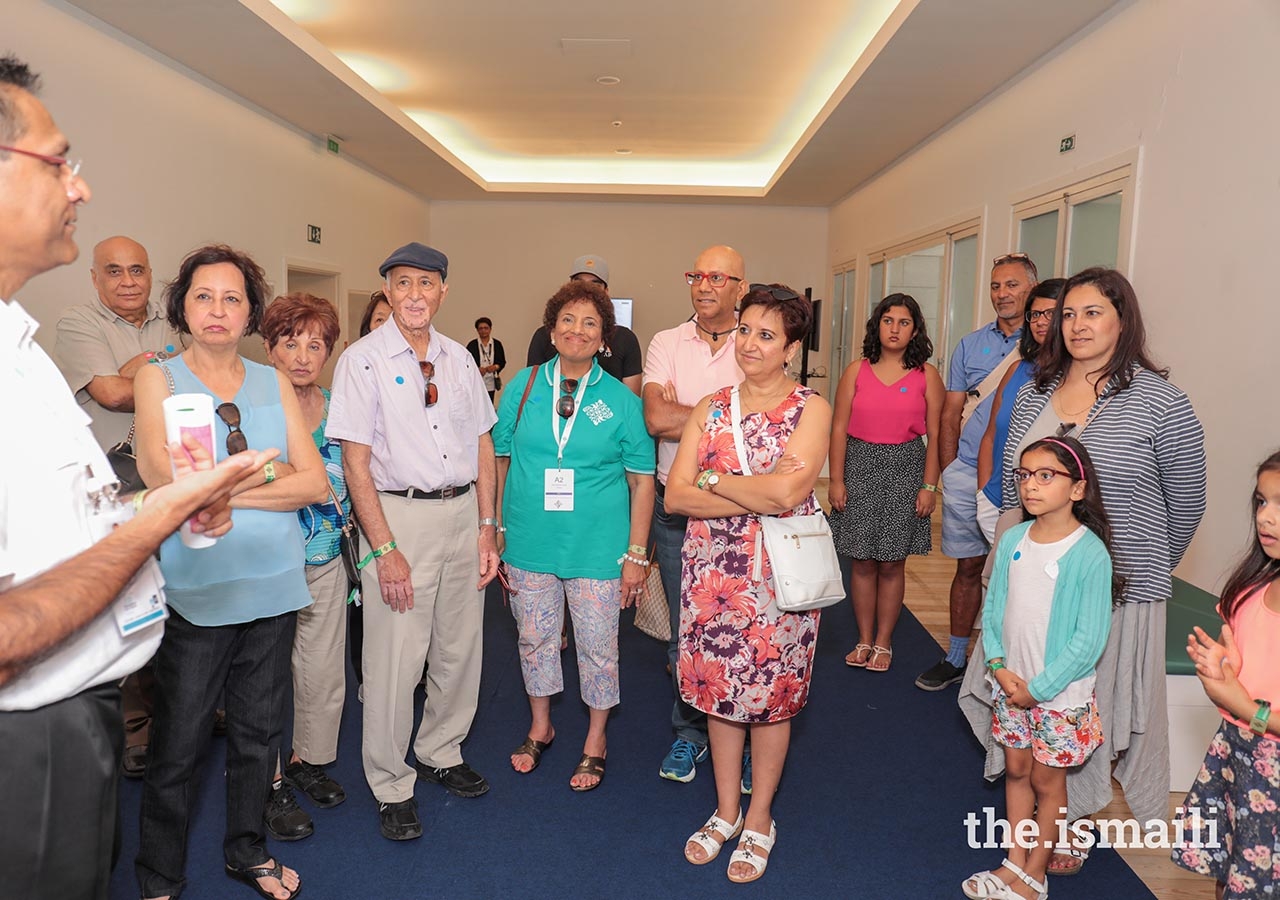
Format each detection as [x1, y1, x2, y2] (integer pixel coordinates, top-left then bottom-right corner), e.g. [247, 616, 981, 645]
[494, 280, 655, 791]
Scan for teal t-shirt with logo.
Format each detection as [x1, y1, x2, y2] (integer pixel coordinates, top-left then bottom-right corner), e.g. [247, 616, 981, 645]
[494, 359, 654, 580]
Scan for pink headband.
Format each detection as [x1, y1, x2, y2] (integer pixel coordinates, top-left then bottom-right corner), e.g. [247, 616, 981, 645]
[1041, 438, 1084, 479]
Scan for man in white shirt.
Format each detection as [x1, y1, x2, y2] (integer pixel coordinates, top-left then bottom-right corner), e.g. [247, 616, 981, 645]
[0, 55, 270, 900]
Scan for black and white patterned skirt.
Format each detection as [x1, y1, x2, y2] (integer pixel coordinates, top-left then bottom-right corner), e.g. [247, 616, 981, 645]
[829, 436, 932, 561]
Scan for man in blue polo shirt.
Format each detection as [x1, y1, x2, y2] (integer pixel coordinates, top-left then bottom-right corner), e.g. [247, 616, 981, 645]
[915, 253, 1037, 691]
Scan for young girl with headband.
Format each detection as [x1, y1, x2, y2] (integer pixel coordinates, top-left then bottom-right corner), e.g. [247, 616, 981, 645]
[963, 436, 1120, 900]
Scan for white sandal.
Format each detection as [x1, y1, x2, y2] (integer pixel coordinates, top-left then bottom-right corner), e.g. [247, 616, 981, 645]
[727, 819, 776, 884]
[962, 858, 1048, 900]
[684, 809, 743, 865]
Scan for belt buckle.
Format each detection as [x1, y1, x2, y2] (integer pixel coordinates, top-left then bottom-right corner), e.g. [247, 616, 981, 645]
[440, 485, 457, 499]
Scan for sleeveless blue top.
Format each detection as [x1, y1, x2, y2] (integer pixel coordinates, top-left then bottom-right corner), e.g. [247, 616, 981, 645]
[982, 359, 1036, 507]
[156, 356, 311, 626]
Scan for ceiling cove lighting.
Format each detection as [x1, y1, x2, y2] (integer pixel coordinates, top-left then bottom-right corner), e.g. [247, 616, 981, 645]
[334, 52, 410, 93]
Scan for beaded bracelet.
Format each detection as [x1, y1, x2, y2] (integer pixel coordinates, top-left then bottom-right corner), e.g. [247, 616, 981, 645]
[617, 553, 651, 568]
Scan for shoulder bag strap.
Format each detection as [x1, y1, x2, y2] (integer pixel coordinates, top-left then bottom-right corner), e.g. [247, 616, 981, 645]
[514, 364, 539, 429]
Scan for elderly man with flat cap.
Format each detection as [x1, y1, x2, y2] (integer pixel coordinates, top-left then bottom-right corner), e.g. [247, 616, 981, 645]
[526, 254, 643, 394]
[327, 242, 500, 841]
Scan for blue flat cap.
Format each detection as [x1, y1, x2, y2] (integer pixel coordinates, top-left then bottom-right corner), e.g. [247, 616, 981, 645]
[379, 242, 448, 280]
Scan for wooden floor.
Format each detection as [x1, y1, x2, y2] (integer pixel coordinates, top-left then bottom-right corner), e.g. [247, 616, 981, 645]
[816, 479, 1215, 900]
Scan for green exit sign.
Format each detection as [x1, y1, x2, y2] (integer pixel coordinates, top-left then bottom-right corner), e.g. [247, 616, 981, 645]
[326, 136, 341, 155]
[307, 225, 321, 244]
[1059, 134, 1076, 154]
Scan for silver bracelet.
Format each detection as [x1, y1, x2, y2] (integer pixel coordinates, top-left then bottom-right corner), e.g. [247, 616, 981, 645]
[479, 517, 505, 532]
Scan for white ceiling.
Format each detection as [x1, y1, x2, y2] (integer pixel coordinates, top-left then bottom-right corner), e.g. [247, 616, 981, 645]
[65, 0, 1122, 204]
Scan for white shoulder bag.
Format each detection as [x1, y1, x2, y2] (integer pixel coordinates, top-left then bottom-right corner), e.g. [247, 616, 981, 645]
[727, 387, 845, 612]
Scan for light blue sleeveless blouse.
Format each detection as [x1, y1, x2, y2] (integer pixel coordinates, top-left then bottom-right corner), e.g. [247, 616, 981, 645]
[156, 356, 311, 626]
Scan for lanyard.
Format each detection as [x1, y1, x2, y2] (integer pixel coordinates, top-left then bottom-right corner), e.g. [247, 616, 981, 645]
[550, 358, 589, 467]
[480, 341, 492, 366]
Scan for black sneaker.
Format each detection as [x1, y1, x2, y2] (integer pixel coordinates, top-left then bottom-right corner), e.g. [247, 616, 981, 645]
[378, 798, 422, 841]
[264, 783, 314, 841]
[915, 658, 967, 691]
[414, 761, 490, 798]
[284, 759, 346, 808]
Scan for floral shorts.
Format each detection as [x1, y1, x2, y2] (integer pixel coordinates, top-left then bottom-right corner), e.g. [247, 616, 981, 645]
[991, 689, 1103, 768]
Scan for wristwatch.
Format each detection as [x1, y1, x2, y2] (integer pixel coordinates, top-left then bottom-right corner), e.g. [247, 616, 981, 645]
[705, 473, 721, 491]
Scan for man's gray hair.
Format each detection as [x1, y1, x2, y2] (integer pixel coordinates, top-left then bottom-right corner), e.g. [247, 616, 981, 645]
[0, 55, 41, 149]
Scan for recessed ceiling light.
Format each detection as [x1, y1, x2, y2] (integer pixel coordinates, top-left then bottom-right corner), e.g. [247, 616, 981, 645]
[596, 75, 621, 86]
[611, 120, 622, 128]
[615, 149, 633, 155]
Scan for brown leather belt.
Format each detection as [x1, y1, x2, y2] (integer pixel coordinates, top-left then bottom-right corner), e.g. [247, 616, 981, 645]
[382, 484, 471, 500]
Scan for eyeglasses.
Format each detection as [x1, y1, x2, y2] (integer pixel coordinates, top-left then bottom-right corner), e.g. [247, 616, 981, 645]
[557, 378, 578, 419]
[1026, 309, 1055, 323]
[0, 144, 82, 177]
[215, 402, 249, 455]
[1011, 466, 1073, 485]
[419, 360, 439, 407]
[993, 252, 1032, 266]
[685, 272, 742, 287]
[748, 283, 800, 301]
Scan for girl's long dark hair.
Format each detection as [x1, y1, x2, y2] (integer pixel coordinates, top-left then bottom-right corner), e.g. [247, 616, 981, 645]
[1020, 436, 1125, 603]
[1219, 450, 1280, 623]
[862, 293, 933, 369]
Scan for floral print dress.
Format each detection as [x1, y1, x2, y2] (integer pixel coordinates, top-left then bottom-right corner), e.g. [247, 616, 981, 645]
[678, 384, 821, 724]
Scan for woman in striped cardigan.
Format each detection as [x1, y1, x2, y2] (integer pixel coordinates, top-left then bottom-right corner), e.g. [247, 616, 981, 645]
[960, 267, 1207, 876]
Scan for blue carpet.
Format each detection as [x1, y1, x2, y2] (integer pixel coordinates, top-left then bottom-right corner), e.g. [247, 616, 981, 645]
[110, 572, 1158, 899]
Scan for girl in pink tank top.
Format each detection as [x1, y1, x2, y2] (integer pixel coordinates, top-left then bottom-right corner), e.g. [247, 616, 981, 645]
[827, 294, 944, 672]
[1174, 449, 1280, 898]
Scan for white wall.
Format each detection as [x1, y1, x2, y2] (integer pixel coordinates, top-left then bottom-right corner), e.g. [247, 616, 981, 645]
[429, 200, 829, 384]
[828, 0, 1280, 592]
[10, 0, 431, 355]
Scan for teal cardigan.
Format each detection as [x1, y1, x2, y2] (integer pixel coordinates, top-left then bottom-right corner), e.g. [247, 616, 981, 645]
[982, 520, 1114, 703]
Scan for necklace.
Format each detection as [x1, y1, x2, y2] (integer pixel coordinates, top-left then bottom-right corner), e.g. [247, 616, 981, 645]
[1052, 391, 1094, 419]
[691, 315, 734, 342]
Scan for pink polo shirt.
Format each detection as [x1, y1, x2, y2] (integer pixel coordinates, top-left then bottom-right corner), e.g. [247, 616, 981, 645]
[643, 320, 744, 484]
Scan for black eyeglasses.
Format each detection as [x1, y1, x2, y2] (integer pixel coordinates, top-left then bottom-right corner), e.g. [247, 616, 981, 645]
[685, 272, 742, 287]
[557, 378, 578, 419]
[419, 360, 439, 407]
[215, 402, 249, 455]
[748, 283, 801, 301]
[1011, 466, 1073, 485]
[1026, 309, 1055, 323]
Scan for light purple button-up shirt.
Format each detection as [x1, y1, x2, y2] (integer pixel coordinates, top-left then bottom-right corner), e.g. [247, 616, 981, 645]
[326, 317, 496, 492]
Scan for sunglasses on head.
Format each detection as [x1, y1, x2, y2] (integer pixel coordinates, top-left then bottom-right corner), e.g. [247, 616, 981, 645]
[215, 402, 249, 455]
[418, 360, 439, 407]
[748, 283, 800, 301]
[557, 378, 578, 419]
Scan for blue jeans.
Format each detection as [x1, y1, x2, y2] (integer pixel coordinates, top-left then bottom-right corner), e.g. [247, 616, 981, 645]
[136, 609, 295, 899]
[653, 486, 707, 747]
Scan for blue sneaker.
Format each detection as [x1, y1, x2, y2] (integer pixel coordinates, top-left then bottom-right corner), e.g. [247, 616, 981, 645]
[741, 743, 753, 795]
[659, 738, 708, 783]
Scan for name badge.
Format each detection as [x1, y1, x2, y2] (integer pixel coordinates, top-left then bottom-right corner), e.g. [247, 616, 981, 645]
[544, 468, 575, 511]
[113, 557, 169, 637]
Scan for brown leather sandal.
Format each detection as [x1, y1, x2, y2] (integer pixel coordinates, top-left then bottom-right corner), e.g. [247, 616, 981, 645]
[511, 736, 553, 773]
[570, 754, 606, 792]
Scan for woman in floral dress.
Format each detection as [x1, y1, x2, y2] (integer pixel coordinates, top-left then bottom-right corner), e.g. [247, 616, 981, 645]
[665, 284, 832, 884]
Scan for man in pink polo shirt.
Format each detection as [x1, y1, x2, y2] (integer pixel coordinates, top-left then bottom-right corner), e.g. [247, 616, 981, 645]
[643, 244, 746, 785]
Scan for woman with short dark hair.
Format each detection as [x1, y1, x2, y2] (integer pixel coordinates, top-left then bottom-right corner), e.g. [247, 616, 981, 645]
[494, 280, 654, 791]
[665, 284, 832, 883]
[133, 246, 327, 900]
[466, 315, 506, 403]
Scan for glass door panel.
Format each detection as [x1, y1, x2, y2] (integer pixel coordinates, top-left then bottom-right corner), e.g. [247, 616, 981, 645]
[1018, 210, 1059, 277]
[1067, 191, 1122, 272]
[945, 233, 978, 372]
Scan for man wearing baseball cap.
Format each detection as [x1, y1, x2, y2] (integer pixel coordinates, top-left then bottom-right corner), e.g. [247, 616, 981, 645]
[526, 254, 643, 394]
[327, 241, 500, 841]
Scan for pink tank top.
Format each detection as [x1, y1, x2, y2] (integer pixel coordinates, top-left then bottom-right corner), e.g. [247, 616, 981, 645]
[847, 359, 927, 444]
[1222, 585, 1280, 740]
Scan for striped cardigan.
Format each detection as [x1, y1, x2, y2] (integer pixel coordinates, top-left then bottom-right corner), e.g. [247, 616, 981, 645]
[1000, 366, 1206, 604]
